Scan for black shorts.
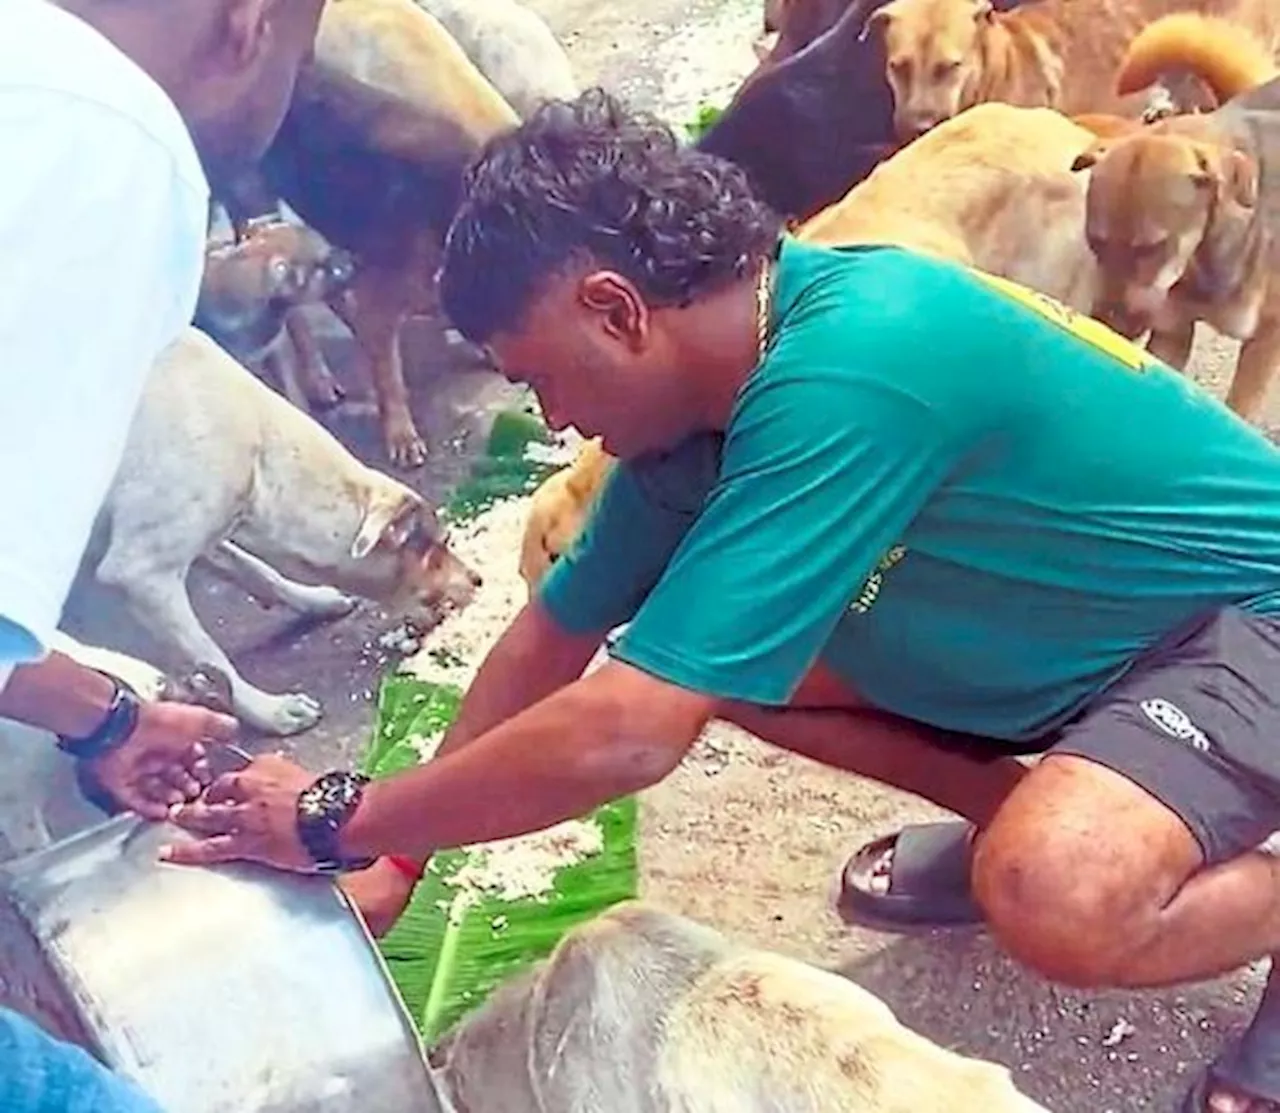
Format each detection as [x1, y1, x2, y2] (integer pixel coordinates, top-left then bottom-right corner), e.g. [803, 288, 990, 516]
[1042, 606, 1280, 865]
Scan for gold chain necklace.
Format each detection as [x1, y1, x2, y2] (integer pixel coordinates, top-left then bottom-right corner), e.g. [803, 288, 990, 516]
[755, 253, 773, 363]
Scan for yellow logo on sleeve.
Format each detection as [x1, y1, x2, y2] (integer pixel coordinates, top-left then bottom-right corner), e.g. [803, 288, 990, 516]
[968, 268, 1154, 372]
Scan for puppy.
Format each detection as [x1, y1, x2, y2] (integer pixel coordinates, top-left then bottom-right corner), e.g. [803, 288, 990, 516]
[430, 900, 1052, 1113]
[0, 633, 234, 862]
[197, 215, 356, 413]
[860, 0, 1246, 141]
[518, 438, 615, 593]
[83, 328, 481, 737]
[1074, 13, 1280, 418]
[415, 0, 578, 119]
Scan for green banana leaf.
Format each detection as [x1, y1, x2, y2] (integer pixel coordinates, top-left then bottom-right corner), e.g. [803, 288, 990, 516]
[358, 407, 640, 1045]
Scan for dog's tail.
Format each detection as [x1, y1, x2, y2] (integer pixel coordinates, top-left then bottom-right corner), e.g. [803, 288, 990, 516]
[1116, 14, 1278, 104]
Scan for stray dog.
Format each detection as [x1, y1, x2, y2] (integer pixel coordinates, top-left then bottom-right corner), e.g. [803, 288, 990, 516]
[1073, 13, 1280, 419]
[197, 216, 356, 413]
[214, 0, 519, 471]
[697, 0, 1040, 224]
[430, 900, 1052, 1113]
[0, 633, 233, 862]
[415, 0, 578, 119]
[519, 438, 615, 592]
[860, 0, 1246, 141]
[83, 327, 481, 737]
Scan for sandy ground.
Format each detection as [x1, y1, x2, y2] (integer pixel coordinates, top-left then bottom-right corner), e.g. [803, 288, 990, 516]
[56, 5, 1280, 1111]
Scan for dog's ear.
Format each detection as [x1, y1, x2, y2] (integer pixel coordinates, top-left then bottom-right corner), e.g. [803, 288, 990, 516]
[1224, 147, 1259, 208]
[1071, 143, 1106, 173]
[351, 488, 422, 559]
[859, 4, 892, 42]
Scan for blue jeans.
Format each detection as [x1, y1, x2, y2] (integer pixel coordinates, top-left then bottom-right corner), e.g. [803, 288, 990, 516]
[0, 1006, 165, 1112]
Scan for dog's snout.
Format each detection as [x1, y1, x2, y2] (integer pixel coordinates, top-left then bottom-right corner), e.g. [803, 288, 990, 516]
[468, 568, 484, 589]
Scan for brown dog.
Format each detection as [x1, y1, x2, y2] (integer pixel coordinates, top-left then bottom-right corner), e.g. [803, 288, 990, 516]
[1074, 13, 1280, 419]
[197, 216, 355, 413]
[860, 0, 1256, 142]
[215, 0, 519, 471]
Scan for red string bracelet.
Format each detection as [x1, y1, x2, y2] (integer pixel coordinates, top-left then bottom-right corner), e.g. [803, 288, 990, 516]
[385, 854, 425, 884]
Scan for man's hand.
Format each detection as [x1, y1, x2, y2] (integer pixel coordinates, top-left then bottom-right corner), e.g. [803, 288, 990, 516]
[339, 858, 420, 938]
[160, 753, 317, 870]
[84, 701, 236, 820]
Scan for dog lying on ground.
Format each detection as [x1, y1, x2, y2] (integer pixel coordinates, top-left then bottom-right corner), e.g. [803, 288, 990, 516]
[415, 0, 578, 119]
[216, 0, 519, 471]
[1073, 13, 1280, 420]
[82, 327, 481, 737]
[197, 216, 356, 414]
[0, 634, 233, 862]
[860, 0, 1255, 142]
[518, 438, 614, 592]
[429, 900, 1052, 1113]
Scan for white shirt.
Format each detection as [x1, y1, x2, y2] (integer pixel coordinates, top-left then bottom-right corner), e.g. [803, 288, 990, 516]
[0, 0, 209, 690]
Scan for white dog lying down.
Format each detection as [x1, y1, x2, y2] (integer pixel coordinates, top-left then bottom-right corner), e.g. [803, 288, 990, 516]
[80, 327, 481, 737]
[430, 901, 1052, 1113]
[0, 631, 232, 862]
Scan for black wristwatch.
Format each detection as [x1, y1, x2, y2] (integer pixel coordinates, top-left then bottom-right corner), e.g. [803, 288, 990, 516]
[295, 770, 379, 874]
[56, 673, 142, 760]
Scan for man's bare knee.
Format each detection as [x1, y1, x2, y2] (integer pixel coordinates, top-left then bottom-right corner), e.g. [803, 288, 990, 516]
[971, 756, 1201, 989]
[972, 830, 1134, 987]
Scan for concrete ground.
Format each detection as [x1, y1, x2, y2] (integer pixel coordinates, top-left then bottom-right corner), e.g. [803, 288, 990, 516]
[58, 3, 1280, 1110]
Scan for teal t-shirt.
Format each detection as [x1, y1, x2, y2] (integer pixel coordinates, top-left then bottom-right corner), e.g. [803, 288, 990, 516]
[540, 238, 1280, 743]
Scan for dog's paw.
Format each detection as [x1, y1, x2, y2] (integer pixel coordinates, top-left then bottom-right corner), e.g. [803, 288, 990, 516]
[385, 418, 429, 470]
[241, 692, 324, 736]
[289, 584, 359, 619]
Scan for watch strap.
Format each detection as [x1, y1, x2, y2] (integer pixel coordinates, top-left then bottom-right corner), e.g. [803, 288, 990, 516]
[56, 673, 141, 760]
[296, 770, 378, 873]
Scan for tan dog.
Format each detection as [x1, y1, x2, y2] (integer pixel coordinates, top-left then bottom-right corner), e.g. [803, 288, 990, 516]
[430, 900, 1052, 1113]
[84, 328, 481, 737]
[300, 0, 520, 469]
[1074, 14, 1280, 419]
[519, 438, 615, 592]
[520, 102, 1154, 575]
[198, 216, 355, 414]
[860, 0, 1255, 141]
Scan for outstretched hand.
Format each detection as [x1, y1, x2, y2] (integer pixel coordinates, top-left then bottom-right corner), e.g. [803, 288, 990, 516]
[85, 701, 236, 820]
[160, 752, 318, 871]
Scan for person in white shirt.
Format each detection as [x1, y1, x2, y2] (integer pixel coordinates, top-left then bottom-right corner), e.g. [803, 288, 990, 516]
[0, 0, 323, 1109]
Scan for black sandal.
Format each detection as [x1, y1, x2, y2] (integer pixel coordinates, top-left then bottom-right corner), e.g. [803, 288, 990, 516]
[1181, 963, 1280, 1112]
[836, 820, 984, 933]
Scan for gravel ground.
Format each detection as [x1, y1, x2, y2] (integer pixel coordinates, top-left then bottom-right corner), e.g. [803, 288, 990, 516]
[57, 6, 1277, 1110]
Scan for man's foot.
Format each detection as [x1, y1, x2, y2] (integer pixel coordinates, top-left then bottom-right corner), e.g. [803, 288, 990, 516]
[837, 820, 984, 933]
[1184, 964, 1280, 1112]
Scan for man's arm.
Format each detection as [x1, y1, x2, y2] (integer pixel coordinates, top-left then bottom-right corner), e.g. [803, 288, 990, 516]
[434, 599, 604, 758]
[344, 660, 712, 856]
[0, 653, 122, 738]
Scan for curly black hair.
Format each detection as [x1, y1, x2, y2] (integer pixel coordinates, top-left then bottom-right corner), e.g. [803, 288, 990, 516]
[438, 87, 784, 345]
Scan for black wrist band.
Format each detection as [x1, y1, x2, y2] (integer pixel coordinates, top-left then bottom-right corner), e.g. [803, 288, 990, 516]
[56, 673, 141, 760]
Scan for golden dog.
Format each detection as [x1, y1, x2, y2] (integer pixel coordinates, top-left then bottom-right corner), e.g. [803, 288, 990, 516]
[1074, 13, 1280, 419]
[860, 0, 1269, 141]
